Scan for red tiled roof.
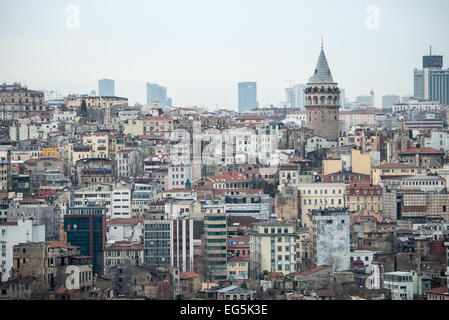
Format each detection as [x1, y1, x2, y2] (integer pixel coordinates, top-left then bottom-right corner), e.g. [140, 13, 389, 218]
[399, 147, 444, 155]
[289, 156, 312, 162]
[56, 287, 79, 294]
[374, 163, 416, 170]
[163, 188, 193, 193]
[289, 265, 332, 277]
[266, 272, 284, 279]
[0, 222, 18, 226]
[236, 115, 264, 121]
[228, 256, 249, 263]
[426, 286, 448, 294]
[49, 240, 78, 249]
[213, 189, 263, 196]
[207, 172, 249, 183]
[314, 289, 335, 297]
[117, 149, 135, 153]
[179, 272, 200, 280]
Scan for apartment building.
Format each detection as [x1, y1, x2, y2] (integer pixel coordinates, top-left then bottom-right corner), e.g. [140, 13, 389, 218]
[249, 221, 297, 279]
[104, 242, 144, 276]
[168, 164, 192, 190]
[292, 183, 346, 227]
[203, 210, 227, 282]
[0, 83, 47, 120]
[144, 219, 194, 273]
[11, 241, 93, 291]
[0, 220, 45, 282]
[346, 184, 383, 213]
[311, 209, 350, 272]
[82, 132, 110, 159]
[383, 271, 422, 300]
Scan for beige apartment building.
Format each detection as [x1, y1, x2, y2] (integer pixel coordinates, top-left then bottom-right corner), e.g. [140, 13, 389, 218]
[142, 116, 175, 140]
[0, 83, 47, 120]
[65, 96, 128, 110]
[372, 163, 419, 185]
[249, 221, 297, 279]
[82, 132, 110, 159]
[292, 183, 346, 227]
[123, 119, 144, 137]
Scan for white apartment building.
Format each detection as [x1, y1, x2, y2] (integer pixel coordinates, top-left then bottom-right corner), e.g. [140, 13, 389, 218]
[53, 110, 78, 123]
[131, 183, 162, 217]
[350, 250, 375, 268]
[383, 271, 422, 300]
[412, 223, 449, 240]
[72, 184, 132, 219]
[111, 187, 132, 218]
[392, 99, 440, 114]
[306, 136, 338, 155]
[424, 131, 449, 152]
[168, 164, 192, 190]
[0, 220, 45, 282]
[72, 184, 112, 218]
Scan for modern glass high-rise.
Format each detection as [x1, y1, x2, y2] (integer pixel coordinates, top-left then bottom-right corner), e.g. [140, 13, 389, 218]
[64, 206, 106, 276]
[414, 50, 449, 106]
[285, 84, 306, 109]
[98, 79, 115, 97]
[340, 88, 346, 109]
[238, 82, 258, 113]
[146, 83, 168, 106]
[382, 95, 400, 108]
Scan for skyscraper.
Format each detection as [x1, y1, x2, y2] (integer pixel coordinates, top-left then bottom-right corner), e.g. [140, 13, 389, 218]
[305, 42, 341, 140]
[146, 82, 171, 107]
[339, 88, 346, 109]
[414, 48, 449, 106]
[98, 79, 115, 97]
[382, 95, 400, 108]
[238, 82, 258, 113]
[285, 84, 306, 109]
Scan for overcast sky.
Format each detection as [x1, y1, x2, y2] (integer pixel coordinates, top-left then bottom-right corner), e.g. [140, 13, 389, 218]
[1, 0, 448, 110]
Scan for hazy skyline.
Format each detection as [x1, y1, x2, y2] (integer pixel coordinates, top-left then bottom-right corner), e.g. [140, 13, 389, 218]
[1, 0, 449, 110]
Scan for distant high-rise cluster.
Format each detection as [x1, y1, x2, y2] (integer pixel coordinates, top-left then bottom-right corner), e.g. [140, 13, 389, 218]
[238, 82, 259, 113]
[98, 79, 115, 97]
[414, 47, 449, 106]
[146, 83, 172, 107]
[382, 95, 400, 108]
[2, 36, 449, 303]
[285, 84, 306, 109]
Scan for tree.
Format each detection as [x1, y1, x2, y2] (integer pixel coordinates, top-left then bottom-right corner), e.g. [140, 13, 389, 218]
[128, 150, 146, 178]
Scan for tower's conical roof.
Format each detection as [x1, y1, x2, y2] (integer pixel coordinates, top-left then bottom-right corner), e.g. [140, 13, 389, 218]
[308, 49, 335, 84]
